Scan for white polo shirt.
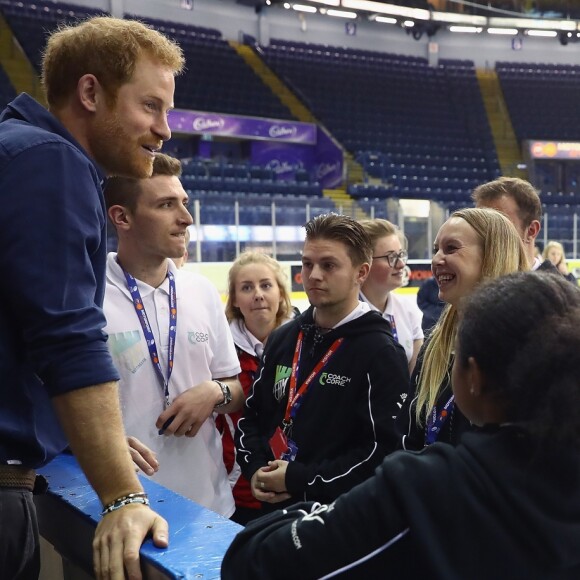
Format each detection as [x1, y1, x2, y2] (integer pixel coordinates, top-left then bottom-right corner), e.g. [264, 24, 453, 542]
[360, 291, 424, 364]
[104, 254, 241, 517]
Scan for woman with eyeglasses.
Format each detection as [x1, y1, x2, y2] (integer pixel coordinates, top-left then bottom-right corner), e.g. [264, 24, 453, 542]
[396, 208, 529, 451]
[360, 219, 424, 374]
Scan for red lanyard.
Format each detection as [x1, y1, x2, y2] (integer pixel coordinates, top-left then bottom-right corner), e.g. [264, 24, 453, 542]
[283, 330, 344, 431]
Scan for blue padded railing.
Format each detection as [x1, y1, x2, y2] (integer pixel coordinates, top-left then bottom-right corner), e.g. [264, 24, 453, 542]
[36, 454, 241, 579]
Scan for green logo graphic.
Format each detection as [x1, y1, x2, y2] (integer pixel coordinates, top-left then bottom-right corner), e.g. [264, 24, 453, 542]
[275, 365, 292, 384]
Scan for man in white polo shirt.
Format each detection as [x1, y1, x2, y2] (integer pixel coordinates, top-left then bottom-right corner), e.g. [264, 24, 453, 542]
[103, 153, 243, 517]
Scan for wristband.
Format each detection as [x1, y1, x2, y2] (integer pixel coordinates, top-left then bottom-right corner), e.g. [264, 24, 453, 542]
[101, 492, 149, 516]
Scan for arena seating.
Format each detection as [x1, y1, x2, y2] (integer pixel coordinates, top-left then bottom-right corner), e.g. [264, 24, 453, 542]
[0, 0, 106, 72]
[261, 40, 500, 206]
[497, 61, 580, 142]
[181, 158, 327, 225]
[125, 15, 294, 120]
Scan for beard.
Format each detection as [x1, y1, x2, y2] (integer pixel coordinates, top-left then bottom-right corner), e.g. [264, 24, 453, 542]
[88, 108, 158, 179]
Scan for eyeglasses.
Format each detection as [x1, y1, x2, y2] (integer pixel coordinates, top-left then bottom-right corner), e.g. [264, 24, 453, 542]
[372, 250, 408, 267]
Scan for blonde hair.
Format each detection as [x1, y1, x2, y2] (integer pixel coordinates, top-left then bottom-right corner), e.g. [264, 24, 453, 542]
[42, 16, 184, 109]
[225, 252, 292, 326]
[415, 207, 529, 423]
[359, 218, 406, 250]
[543, 240, 565, 264]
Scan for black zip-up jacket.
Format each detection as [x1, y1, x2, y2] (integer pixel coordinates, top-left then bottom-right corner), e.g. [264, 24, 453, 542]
[224, 426, 580, 579]
[235, 305, 409, 504]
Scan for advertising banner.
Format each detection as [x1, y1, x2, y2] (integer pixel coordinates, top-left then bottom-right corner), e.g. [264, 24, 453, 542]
[168, 109, 317, 144]
[313, 127, 343, 189]
[251, 140, 314, 181]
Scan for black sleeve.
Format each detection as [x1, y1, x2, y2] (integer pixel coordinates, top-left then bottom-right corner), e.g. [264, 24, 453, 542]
[395, 343, 426, 451]
[221, 463, 409, 580]
[235, 336, 288, 483]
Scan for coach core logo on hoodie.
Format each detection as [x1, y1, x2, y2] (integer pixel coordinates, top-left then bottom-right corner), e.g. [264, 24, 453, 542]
[273, 365, 291, 401]
[319, 372, 352, 387]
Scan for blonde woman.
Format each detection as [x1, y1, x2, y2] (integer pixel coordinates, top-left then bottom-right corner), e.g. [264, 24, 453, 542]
[397, 207, 529, 450]
[359, 219, 424, 374]
[218, 251, 292, 524]
[543, 240, 577, 284]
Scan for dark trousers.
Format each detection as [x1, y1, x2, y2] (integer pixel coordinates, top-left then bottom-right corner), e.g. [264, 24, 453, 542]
[0, 489, 40, 580]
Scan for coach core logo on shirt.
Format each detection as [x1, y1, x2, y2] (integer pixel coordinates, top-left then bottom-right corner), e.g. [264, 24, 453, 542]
[319, 373, 352, 387]
[273, 365, 291, 401]
[188, 331, 209, 344]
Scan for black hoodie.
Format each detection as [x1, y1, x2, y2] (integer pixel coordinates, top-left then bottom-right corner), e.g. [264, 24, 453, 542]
[224, 425, 580, 579]
[235, 305, 409, 504]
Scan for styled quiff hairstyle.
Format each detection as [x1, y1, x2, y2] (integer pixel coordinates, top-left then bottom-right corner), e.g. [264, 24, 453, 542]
[304, 213, 372, 266]
[457, 272, 580, 448]
[105, 153, 182, 213]
[472, 177, 542, 230]
[42, 16, 184, 109]
[225, 252, 292, 326]
[415, 207, 529, 423]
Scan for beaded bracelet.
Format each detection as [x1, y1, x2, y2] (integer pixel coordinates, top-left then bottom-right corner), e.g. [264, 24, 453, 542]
[101, 492, 149, 516]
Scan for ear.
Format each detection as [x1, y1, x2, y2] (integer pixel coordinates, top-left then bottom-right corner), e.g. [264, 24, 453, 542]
[524, 220, 540, 245]
[466, 356, 485, 397]
[108, 205, 131, 231]
[77, 74, 102, 113]
[356, 262, 370, 286]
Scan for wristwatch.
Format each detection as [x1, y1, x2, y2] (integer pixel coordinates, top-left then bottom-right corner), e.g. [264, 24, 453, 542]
[214, 380, 232, 408]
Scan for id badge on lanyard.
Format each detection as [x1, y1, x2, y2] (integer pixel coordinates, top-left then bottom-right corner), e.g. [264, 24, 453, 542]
[122, 267, 177, 409]
[425, 395, 454, 445]
[270, 331, 344, 461]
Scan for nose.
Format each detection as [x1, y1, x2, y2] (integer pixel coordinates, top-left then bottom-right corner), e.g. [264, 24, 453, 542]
[179, 204, 193, 226]
[393, 256, 405, 270]
[153, 113, 171, 142]
[432, 249, 443, 270]
[254, 288, 265, 301]
[309, 264, 324, 281]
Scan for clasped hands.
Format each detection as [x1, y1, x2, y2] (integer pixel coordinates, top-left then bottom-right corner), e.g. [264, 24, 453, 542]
[251, 460, 292, 504]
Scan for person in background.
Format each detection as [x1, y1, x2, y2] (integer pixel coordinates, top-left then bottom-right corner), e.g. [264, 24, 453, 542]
[221, 271, 580, 579]
[359, 219, 424, 374]
[396, 208, 529, 451]
[235, 214, 409, 512]
[416, 276, 445, 336]
[104, 153, 243, 518]
[218, 251, 293, 524]
[543, 241, 577, 284]
[472, 176, 558, 273]
[0, 16, 183, 579]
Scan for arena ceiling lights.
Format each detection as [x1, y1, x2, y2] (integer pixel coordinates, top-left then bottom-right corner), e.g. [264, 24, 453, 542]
[294, 0, 580, 39]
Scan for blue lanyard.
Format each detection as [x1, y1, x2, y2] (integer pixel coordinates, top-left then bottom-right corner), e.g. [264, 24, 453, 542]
[122, 268, 177, 408]
[387, 314, 399, 343]
[425, 395, 454, 445]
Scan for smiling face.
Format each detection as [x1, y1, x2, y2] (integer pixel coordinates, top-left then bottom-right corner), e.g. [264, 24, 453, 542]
[233, 263, 282, 338]
[432, 217, 484, 307]
[302, 238, 368, 322]
[365, 234, 405, 297]
[88, 56, 175, 178]
[126, 174, 192, 261]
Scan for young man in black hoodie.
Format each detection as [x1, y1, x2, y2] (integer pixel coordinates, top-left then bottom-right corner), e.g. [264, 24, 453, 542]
[235, 213, 409, 513]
